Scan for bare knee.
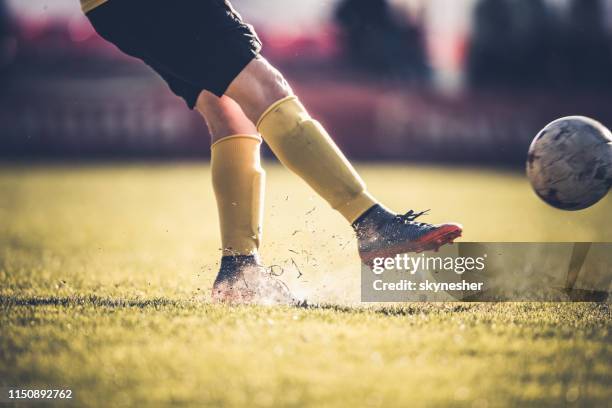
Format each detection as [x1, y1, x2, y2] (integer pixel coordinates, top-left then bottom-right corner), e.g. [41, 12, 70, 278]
[225, 57, 293, 124]
[196, 91, 257, 143]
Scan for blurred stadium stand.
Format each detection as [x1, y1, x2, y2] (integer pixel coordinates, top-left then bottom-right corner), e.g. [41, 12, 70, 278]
[1, 0, 611, 165]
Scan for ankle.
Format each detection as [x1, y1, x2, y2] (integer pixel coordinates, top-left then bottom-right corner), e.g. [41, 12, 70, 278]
[352, 204, 395, 231]
[216, 254, 261, 283]
[220, 254, 261, 266]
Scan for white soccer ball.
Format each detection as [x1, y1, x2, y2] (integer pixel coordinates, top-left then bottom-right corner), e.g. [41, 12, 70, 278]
[527, 116, 612, 211]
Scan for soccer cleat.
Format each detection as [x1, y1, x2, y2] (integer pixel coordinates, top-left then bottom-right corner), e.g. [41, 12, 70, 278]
[353, 205, 462, 265]
[211, 255, 297, 305]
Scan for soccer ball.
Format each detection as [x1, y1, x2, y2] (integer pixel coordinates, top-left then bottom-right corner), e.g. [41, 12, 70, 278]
[527, 116, 612, 211]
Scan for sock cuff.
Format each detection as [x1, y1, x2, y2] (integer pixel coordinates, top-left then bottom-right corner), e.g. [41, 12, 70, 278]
[211, 134, 262, 150]
[256, 95, 301, 130]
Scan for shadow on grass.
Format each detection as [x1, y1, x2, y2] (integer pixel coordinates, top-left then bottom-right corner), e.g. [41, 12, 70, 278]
[0, 294, 192, 309]
[0, 295, 379, 314]
[1, 294, 481, 316]
[299, 302, 476, 316]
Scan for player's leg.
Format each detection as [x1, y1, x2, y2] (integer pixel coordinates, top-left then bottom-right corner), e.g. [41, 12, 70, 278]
[195, 91, 295, 304]
[226, 57, 463, 263]
[196, 91, 263, 258]
[196, 92, 263, 303]
[226, 57, 378, 224]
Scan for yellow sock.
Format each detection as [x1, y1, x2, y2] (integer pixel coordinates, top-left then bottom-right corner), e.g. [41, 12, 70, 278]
[211, 135, 265, 256]
[257, 96, 377, 223]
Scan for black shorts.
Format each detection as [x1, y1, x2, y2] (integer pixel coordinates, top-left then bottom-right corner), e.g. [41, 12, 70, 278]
[87, 0, 262, 108]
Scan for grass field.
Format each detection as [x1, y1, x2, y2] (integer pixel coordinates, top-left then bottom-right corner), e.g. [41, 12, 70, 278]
[1, 162, 611, 407]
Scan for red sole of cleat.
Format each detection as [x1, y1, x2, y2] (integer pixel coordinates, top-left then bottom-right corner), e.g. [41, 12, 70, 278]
[360, 224, 463, 266]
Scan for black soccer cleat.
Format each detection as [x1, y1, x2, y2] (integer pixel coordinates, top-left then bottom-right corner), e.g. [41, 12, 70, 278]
[211, 255, 297, 305]
[353, 205, 462, 265]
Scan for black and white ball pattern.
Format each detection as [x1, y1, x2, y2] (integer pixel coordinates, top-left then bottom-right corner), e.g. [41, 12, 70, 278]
[527, 116, 612, 211]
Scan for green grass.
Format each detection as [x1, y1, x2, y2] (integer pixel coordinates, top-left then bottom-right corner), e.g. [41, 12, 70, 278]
[0, 163, 611, 407]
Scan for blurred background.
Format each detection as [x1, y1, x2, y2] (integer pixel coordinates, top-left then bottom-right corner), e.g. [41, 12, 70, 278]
[1, 0, 611, 164]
